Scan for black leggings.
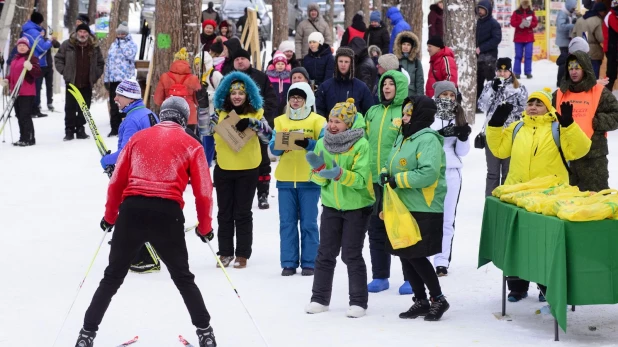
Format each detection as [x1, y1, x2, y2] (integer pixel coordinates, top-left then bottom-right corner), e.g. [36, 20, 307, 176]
[401, 257, 443, 300]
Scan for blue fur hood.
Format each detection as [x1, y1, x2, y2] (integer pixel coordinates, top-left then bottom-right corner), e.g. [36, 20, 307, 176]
[214, 71, 263, 110]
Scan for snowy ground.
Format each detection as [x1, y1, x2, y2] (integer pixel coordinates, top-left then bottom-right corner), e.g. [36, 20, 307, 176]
[1, 56, 618, 346]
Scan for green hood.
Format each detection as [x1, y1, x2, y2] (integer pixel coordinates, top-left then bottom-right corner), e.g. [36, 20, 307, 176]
[559, 51, 597, 93]
[378, 70, 410, 104]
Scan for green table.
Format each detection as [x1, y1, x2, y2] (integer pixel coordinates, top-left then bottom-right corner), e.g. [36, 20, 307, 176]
[478, 197, 618, 333]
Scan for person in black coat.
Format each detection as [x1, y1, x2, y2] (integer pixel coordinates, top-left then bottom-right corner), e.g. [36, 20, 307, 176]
[341, 12, 367, 46]
[475, 0, 502, 108]
[364, 11, 390, 54]
[221, 37, 242, 75]
[348, 37, 378, 93]
[303, 31, 335, 88]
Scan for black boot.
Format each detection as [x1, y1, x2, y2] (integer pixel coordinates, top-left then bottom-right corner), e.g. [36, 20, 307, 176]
[76, 126, 90, 139]
[399, 296, 430, 319]
[197, 325, 217, 347]
[74, 328, 96, 347]
[108, 129, 118, 137]
[258, 193, 269, 209]
[424, 295, 450, 321]
[36, 107, 48, 118]
[64, 129, 75, 141]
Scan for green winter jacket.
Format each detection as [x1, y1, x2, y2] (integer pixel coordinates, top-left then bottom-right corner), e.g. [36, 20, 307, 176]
[384, 128, 447, 213]
[311, 136, 375, 211]
[365, 70, 409, 183]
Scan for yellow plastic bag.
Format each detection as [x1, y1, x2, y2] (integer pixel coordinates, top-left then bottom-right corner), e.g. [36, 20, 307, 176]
[492, 175, 563, 198]
[557, 200, 618, 221]
[382, 185, 422, 249]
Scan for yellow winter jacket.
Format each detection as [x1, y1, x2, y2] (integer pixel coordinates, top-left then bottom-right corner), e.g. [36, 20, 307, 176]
[214, 108, 264, 170]
[486, 113, 591, 185]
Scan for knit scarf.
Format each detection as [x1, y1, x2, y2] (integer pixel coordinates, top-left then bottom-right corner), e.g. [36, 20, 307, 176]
[434, 97, 456, 120]
[323, 128, 365, 154]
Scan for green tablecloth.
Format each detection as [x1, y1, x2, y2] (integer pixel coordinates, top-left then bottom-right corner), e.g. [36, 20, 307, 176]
[478, 197, 618, 332]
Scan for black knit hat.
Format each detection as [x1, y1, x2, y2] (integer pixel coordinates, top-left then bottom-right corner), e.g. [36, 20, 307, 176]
[496, 57, 512, 71]
[30, 12, 44, 25]
[76, 23, 91, 33]
[427, 36, 444, 49]
[77, 13, 90, 25]
[233, 48, 251, 60]
[288, 87, 307, 100]
[400, 36, 416, 47]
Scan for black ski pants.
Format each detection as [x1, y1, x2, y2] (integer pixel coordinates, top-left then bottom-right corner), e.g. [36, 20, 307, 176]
[214, 165, 259, 259]
[15, 96, 35, 142]
[83, 196, 210, 331]
[64, 86, 91, 132]
[401, 257, 443, 300]
[311, 206, 371, 309]
[476, 56, 496, 105]
[108, 81, 122, 133]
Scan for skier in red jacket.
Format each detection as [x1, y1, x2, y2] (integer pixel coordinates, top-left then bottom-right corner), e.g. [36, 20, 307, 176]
[425, 36, 458, 97]
[75, 96, 217, 347]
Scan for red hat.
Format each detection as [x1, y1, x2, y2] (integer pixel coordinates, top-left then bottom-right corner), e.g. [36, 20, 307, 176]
[202, 19, 217, 30]
[219, 20, 229, 29]
[16, 37, 30, 49]
[272, 51, 287, 65]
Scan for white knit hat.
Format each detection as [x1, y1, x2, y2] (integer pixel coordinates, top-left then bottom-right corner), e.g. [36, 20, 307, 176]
[308, 31, 324, 45]
[278, 40, 295, 53]
[115, 79, 142, 100]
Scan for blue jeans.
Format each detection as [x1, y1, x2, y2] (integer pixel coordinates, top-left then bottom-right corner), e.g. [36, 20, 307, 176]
[278, 187, 320, 269]
[514, 42, 533, 75]
[592, 60, 602, 79]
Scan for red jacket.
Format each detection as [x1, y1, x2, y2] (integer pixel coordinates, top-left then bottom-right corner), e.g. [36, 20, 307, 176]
[154, 60, 201, 125]
[104, 122, 213, 235]
[603, 10, 618, 53]
[510, 7, 538, 43]
[9, 53, 41, 96]
[426, 47, 458, 97]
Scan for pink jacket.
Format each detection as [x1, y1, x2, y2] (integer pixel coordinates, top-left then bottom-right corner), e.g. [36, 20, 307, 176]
[9, 53, 41, 96]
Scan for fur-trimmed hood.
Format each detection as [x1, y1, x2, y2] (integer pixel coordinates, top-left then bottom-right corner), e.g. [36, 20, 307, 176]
[559, 51, 598, 93]
[214, 71, 263, 110]
[393, 31, 421, 61]
[68, 31, 99, 48]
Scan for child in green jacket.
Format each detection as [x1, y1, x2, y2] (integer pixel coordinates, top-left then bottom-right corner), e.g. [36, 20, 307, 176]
[303, 98, 375, 318]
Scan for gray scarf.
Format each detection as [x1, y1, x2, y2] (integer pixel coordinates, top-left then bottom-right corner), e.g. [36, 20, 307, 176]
[323, 128, 365, 154]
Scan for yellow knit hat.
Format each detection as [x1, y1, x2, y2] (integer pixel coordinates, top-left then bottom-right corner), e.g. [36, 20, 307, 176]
[174, 47, 189, 61]
[329, 98, 357, 127]
[528, 87, 555, 112]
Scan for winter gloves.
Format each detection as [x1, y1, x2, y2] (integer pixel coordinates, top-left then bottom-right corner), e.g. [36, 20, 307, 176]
[195, 228, 215, 242]
[0, 79, 7, 88]
[235, 118, 251, 132]
[23, 61, 32, 71]
[488, 103, 513, 127]
[379, 172, 397, 189]
[454, 124, 472, 142]
[294, 138, 310, 148]
[557, 102, 574, 128]
[100, 217, 114, 232]
[491, 78, 502, 91]
[306, 152, 326, 172]
[318, 161, 343, 180]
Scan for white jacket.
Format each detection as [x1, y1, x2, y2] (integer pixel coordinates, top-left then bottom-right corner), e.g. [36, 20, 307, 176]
[430, 117, 470, 169]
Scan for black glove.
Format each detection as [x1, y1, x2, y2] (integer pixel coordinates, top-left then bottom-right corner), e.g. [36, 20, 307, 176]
[104, 83, 110, 91]
[557, 102, 574, 127]
[100, 217, 114, 232]
[387, 177, 397, 188]
[195, 228, 215, 242]
[491, 78, 502, 91]
[488, 103, 514, 127]
[235, 118, 250, 132]
[294, 138, 310, 148]
[380, 173, 397, 188]
[454, 124, 472, 141]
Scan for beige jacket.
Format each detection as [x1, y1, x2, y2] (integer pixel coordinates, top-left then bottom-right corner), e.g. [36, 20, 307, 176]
[572, 15, 604, 60]
[294, 4, 333, 59]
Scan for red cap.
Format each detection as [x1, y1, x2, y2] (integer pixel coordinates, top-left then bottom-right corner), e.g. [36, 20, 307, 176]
[202, 19, 217, 30]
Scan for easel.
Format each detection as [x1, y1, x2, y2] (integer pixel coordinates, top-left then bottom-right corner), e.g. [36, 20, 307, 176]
[240, 7, 262, 71]
[143, 53, 155, 108]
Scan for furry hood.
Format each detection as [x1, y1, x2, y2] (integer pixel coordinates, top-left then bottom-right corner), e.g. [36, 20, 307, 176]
[68, 31, 99, 47]
[559, 50, 598, 93]
[214, 71, 263, 110]
[393, 31, 421, 61]
[307, 3, 321, 21]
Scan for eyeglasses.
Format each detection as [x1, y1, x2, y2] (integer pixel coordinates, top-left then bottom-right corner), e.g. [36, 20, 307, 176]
[289, 96, 304, 102]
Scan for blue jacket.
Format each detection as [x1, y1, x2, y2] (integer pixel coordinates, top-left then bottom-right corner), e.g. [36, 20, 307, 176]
[387, 8, 411, 53]
[476, 1, 502, 57]
[315, 76, 375, 117]
[104, 35, 138, 82]
[303, 43, 335, 86]
[100, 100, 159, 168]
[555, 0, 577, 47]
[21, 21, 53, 68]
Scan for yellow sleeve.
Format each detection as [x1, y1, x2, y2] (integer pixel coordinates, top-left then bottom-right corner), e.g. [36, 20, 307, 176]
[486, 122, 517, 159]
[560, 122, 592, 161]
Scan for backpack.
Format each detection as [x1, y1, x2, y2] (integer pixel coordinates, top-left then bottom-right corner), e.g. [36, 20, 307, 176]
[168, 74, 194, 108]
[512, 121, 571, 173]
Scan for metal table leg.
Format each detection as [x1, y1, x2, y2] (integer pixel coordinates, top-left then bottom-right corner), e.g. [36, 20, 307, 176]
[555, 318, 559, 341]
[502, 275, 506, 316]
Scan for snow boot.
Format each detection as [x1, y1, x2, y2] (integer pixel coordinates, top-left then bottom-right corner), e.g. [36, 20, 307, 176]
[399, 281, 413, 295]
[281, 268, 296, 276]
[76, 126, 90, 139]
[305, 302, 329, 314]
[436, 266, 448, 277]
[508, 291, 528, 302]
[399, 296, 430, 319]
[233, 257, 247, 268]
[526, 74, 533, 79]
[33, 107, 48, 118]
[346, 305, 366, 318]
[258, 193, 269, 209]
[216, 255, 234, 268]
[74, 328, 96, 347]
[197, 325, 217, 347]
[515, 74, 521, 79]
[367, 278, 389, 293]
[13, 140, 33, 147]
[424, 295, 450, 321]
[108, 129, 118, 137]
[301, 267, 314, 276]
[64, 129, 75, 141]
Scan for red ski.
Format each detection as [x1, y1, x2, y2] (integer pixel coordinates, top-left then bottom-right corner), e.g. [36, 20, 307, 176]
[178, 335, 195, 347]
[116, 336, 139, 346]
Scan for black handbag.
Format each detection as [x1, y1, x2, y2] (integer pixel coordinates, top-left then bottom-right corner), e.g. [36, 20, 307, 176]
[474, 132, 486, 149]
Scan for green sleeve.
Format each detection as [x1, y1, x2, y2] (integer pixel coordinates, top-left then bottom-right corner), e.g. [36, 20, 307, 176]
[394, 136, 442, 189]
[338, 141, 371, 189]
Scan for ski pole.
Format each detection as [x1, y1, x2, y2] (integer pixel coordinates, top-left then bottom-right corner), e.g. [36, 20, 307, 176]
[51, 228, 110, 347]
[204, 238, 271, 347]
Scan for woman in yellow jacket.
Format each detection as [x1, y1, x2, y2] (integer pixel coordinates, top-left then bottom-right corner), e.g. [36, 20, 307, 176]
[268, 82, 326, 276]
[213, 71, 272, 269]
[486, 87, 591, 302]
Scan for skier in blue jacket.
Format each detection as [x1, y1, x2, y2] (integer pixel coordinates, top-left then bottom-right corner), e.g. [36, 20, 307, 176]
[386, 7, 411, 53]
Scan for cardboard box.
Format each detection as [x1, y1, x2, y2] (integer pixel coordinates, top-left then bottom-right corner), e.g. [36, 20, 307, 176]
[274, 131, 305, 151]
[213, 110, 255, 152]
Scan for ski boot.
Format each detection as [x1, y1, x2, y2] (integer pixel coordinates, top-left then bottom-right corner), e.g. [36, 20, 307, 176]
[34, 107, 48, 118]
[258, 193, 269, 209]
[74, 328, 96, 347]
[367, 278, 389, 293]
[197, 325, 217, 347]
[108, 129, 118, 137]
[399, 296, 430, 319]
[129, 261, 160, 274]
[526, 74, 533, 79]
[76, 126, 90, 139]
[424, 295, 450, 321]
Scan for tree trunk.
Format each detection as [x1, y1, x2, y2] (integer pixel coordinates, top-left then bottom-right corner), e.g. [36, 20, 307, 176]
[444, 0, 477, 124]
[67, 0, 78, 32]
[148, 0, 183, 111]
[360, 0, 370, 26]
[400, 0, 422, 59]
[38, 0, 48, 27]
[119, 0, 131, 23]
[180, 0, 200, 55]
[326, 0, 334, 39]
[373, 0, 382, 13]
[10, 0, 36, 50]
[88, 0, 97, 25]
[272, 0, 287, 50]
[344, 0, 356, 29]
